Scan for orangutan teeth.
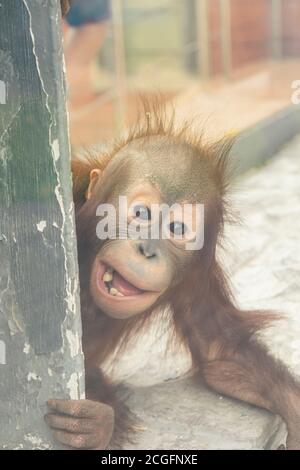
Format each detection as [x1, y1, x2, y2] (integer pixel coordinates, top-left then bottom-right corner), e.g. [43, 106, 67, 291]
[109, 287, 124, 297]
[102, 267, 124, 296]
[103, 272, 113, 282]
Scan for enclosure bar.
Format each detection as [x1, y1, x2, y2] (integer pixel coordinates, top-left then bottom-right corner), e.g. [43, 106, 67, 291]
[196, 0, 210, 80]
[111, 0, 127, 131]
[220, 0, 232, 79]
[271, 0, 283, 59]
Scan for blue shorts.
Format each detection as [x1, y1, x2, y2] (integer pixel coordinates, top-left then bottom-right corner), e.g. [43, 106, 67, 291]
[66, 0, 111, 27]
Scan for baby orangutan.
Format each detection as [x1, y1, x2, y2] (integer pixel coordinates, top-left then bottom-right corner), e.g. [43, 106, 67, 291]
[45, 103, 300, 450]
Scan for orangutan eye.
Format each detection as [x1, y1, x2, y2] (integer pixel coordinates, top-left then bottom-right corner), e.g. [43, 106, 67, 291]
[133, 204, 151, 221]
[169, 221, 186, 236]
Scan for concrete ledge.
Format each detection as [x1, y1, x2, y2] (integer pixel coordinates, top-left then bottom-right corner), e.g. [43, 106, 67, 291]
[122, 378, 287, 450]
[232, 104, 300, 175]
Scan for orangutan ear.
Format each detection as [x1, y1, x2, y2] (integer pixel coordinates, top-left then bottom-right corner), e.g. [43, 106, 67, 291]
[86, 169, 102, 200]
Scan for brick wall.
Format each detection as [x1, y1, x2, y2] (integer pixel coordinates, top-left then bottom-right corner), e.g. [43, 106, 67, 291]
[207, 0, 271, 75]
[282, 0, 300, 56]
[204, 0, 300, 77]
[230, 0, 271, 68]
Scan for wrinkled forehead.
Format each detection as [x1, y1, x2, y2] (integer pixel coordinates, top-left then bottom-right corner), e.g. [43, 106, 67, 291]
[107, 136, 213, 203]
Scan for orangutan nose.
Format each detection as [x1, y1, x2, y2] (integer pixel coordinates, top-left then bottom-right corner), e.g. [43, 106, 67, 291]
[137, 240, 158, 259]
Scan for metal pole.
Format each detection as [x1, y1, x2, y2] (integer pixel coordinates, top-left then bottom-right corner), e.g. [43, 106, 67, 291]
[220, 0, 232, 79]
[111, 0, 127, 131]
[271, 0, 283, 59]
[196, 0, 210, 80]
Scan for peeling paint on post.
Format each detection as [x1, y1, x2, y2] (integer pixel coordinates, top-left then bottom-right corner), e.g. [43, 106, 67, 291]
[0, 0, 85, 449]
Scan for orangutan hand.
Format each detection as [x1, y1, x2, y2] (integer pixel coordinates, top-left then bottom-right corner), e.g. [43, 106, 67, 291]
[45, 398, 114, 449]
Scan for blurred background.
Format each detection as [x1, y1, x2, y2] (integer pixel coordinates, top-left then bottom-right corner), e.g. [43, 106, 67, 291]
[62, 0, 300, 147]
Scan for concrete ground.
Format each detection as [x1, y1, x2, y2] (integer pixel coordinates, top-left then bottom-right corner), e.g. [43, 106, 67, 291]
[118, 134, 300, 450]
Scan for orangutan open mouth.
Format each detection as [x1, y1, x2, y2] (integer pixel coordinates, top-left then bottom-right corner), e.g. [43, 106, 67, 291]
[97, 262, 147, 298]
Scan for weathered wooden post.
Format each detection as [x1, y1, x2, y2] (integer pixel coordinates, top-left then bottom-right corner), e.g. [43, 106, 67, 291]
[0, 0, 85, 449]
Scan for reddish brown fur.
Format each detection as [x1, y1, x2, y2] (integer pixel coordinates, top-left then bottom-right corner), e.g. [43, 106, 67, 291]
[72, 101, 300, 449]
[60, 0, 71, 17]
